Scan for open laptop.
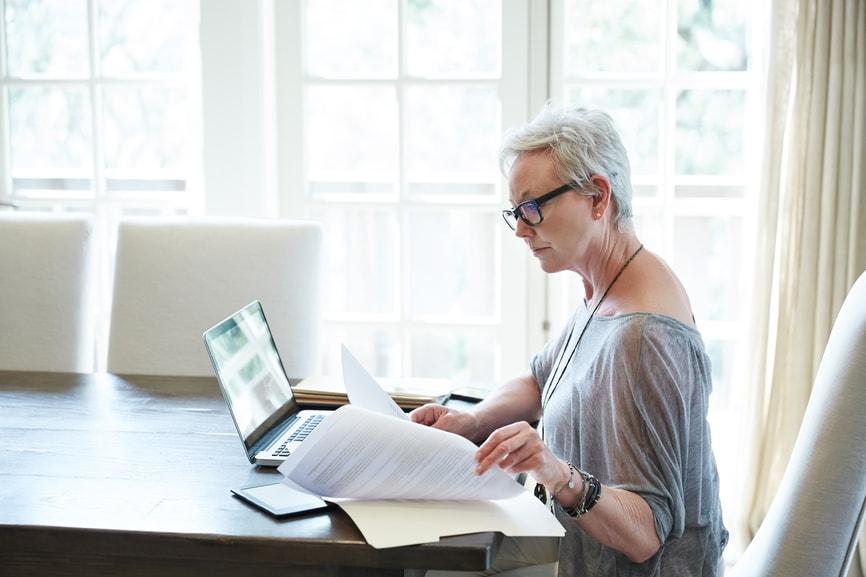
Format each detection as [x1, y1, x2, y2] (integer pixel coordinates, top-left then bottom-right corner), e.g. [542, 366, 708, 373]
[203, 300, 330, 466]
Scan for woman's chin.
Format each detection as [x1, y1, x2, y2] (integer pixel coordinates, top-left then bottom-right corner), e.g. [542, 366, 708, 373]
[535, 255, 563, 274]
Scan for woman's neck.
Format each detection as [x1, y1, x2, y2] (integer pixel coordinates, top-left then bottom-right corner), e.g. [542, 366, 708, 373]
[580, 232, 641, 305]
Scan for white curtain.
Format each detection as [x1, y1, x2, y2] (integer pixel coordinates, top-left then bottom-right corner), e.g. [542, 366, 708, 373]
[740, 0, 866, 569]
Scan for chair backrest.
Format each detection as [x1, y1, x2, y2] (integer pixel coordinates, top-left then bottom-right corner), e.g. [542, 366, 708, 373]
[730, 271, 866, 577]
[0, 213, 95, 372]
[107, 217, 322, 377]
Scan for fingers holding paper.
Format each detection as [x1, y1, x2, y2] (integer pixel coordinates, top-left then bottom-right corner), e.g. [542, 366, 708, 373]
[475, 422, 562, 487]
[409, 403, 480, 439]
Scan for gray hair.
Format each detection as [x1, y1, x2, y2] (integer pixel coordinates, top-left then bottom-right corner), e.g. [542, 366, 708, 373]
[499, 105, 634, 230]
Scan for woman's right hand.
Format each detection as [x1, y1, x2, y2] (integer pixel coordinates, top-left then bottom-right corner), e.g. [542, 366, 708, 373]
[409, 403, 480, 441]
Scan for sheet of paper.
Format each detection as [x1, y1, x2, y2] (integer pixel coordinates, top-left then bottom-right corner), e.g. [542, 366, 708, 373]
[329, 490, 565, 548]
[278, 404, 522, 500]
[341, 344, 408, 420]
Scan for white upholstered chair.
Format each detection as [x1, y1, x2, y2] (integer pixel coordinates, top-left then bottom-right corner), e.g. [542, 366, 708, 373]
[107, 217, 322, 377]
[729, 270, 866, 577]
[0, 212, 95, 372]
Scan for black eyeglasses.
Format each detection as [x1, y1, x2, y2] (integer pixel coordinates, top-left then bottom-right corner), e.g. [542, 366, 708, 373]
[501, 182, 577, 231]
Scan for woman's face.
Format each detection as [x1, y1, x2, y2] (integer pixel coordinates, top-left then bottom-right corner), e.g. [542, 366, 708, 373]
[507, 151, 596, 274]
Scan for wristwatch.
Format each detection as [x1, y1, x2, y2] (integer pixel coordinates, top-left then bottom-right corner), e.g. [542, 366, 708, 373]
[533, 460, 576, 505]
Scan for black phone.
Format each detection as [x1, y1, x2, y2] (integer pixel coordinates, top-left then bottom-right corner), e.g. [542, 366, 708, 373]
[230, 482, 329, 517]
[448, 385, 490, 403]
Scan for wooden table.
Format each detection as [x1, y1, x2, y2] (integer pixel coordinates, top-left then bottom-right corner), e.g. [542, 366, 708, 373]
[0, 371, 504, 577]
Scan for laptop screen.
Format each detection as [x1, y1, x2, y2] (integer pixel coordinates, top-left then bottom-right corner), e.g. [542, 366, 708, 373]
[203, 301, 299, 447]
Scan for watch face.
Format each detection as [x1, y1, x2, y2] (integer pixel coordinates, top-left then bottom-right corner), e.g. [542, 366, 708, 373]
[534, 482, 548, 504]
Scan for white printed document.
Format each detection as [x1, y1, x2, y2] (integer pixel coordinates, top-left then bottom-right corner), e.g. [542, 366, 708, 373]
[278, 404, 520, 499]
[340, 344, 408, 421]
[277, 404, 564, 548]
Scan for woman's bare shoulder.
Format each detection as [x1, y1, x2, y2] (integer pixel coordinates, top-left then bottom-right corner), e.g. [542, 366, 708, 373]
[606, 249, 696, 327]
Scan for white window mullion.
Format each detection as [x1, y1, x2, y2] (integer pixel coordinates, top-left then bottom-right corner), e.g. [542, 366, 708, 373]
[86, 0, 114, 368]
[0, 90, 9, 206]
[502, 0, 542, 369]
[199, 0, 273, 217]
[397, 0, 409, 376]
[660, 0, 678, 264]
[275, 0, 305, 219]
[0, 0, 9, 204]
[87, 0, 103, 207]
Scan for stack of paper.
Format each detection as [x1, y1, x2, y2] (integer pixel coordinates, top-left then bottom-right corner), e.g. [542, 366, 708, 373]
[292, 375, 451, 409]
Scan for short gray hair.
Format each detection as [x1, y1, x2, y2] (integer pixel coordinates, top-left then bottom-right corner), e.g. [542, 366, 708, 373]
[499, 105, 634, 230]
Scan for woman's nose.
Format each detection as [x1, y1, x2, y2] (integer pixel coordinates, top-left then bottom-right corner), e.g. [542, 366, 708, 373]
[514, 218, 534, 238]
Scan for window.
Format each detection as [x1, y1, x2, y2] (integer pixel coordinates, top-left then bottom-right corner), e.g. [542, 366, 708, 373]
[0, 0, 201, 364]
[4, 4, 767, 533]
[550, 0, 765, 532]
[284, 0, 533, 384]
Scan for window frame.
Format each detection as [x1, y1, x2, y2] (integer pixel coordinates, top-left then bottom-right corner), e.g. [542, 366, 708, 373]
[0, 0, 203, 366]
[548, 0, 768, 523]
[270, 0, 544, 383]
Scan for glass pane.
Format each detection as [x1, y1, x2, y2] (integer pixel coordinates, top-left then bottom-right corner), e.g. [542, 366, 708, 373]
[405, 85, 500, 197]
[12, 177, 91, 196]
[406, 210, 496, 319]
[409, 328, 496, 382]
[673, 216, 741, 321]
[678, 0, 748, 71]
[102, 86, 188, 172]
[106, 178, 185, 193]
[563, 0, 661, 74]
[632, 207, 664, 253]
[564, 86, 660, 176]
[8, 87, 92, 171]
[5, 0, 89, 77]
[98, 0, 198, 75]
[311, 207, 399, 316]
[306, 86, 398, 191]
[308, 182, 394, 196]
[705, 338, 735, 409]
[304, 0, 397, 78]
[322, 325, 401, 377]
[408, 182, 497, 196]
[675, 184, 743, 198]
[634, 184, 657, 198]
[676, 90, 745, 176]
[118, 207, 163, 217]
[406, 0, 500, 78]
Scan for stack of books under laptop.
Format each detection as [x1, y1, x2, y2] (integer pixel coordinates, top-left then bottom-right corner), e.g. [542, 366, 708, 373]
[292, 375, 452, 410]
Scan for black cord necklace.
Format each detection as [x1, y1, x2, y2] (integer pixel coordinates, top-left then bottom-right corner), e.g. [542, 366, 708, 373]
[533, 243, 643, 505]
[540, 243, 644, 414]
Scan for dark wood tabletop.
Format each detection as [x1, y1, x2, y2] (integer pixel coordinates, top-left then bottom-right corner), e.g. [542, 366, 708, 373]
[0, 370, 503, 577]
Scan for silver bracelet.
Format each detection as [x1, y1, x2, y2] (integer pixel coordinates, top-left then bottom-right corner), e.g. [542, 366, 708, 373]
[559, 464, 601, 518]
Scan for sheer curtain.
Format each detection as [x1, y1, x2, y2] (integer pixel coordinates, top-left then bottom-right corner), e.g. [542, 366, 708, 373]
[740, 0, 866, 569]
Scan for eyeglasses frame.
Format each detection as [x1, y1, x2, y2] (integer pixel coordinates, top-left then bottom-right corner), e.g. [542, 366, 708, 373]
[501, 182, 578, 231]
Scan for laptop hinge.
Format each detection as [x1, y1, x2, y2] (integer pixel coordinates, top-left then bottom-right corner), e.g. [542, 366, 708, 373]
[249, 414, 299, 459]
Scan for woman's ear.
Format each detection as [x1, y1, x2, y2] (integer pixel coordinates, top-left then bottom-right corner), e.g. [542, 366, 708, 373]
[589, 174, 612, 219]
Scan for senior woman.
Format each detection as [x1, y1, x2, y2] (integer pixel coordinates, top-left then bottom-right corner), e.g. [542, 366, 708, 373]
[411, 106, 728, 577]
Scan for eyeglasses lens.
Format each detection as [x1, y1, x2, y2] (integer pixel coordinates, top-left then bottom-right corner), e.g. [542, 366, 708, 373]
[502, 211, 518, 230]
[520, 202, 541, 225]
[503, 201, 544, 230]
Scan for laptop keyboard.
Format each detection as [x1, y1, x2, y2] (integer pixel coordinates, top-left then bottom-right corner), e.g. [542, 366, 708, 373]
[272, 414, 325, 457]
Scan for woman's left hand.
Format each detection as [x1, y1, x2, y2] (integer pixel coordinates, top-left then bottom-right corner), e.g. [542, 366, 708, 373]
[474, 421, 565, 488]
